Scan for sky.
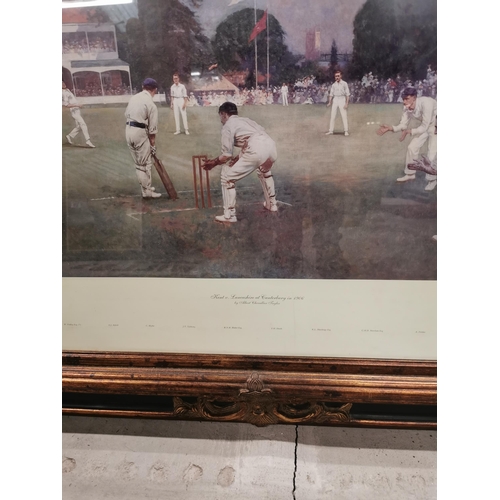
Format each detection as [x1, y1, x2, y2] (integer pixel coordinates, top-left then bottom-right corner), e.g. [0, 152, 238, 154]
[192, 0, 366, 55]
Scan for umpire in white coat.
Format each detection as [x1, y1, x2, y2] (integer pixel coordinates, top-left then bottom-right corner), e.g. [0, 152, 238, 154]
[202, 102, 278, 223]
[125, 78, 161, 199]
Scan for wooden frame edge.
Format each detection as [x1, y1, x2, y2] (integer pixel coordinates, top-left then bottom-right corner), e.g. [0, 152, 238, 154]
[63, 351, 437, 429]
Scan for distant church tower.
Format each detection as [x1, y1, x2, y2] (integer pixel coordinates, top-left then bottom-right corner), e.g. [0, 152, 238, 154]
[305, 28, 320, 60]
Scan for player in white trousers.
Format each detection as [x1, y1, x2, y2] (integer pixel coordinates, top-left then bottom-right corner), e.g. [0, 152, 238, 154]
[423, 122, 437, 191]
[280, 83, 289, 106]
[377, 87, 437, 190]
[124, 78, 161, 199]
[202, 102, 278, 223]
[62, 81, 95, 148]
[408, 125, 437, 240]
[170, 73, 189, 135]
[325, 70, 350, 136]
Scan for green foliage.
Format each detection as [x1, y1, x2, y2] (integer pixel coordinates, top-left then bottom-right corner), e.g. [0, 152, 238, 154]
[212, 8, 293, 86]
[271, 51, 303, 86]
[125, 0, 212, 91]
[350, 0, 436, 80]
[125, 17, 149, 91]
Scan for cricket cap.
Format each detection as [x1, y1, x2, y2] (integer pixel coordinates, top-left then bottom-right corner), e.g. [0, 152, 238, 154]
[142, 78, 158, 88]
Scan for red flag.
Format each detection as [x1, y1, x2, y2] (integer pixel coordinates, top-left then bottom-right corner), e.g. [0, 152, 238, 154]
[248, 10, 267, 44]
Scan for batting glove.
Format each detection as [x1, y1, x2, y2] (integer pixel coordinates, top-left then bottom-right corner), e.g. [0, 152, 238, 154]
[150, 145, 157, 155]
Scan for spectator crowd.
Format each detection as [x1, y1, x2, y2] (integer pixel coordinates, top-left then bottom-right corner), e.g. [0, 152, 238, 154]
[70, 65, 436, 104]
[183, 66, 437, 107]
[74, 82, 131, 97]
[62, 32, 116, 55]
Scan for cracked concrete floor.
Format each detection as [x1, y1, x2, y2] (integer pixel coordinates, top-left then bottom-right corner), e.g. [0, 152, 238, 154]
[62, 416, 436, 499]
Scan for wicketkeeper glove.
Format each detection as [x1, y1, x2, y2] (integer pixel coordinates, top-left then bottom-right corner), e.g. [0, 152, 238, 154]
[407, 155, 437, 176]
[203, 157, 222, 171]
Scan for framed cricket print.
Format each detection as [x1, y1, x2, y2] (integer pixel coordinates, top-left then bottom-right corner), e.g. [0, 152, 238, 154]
[62, 0, 437, 428]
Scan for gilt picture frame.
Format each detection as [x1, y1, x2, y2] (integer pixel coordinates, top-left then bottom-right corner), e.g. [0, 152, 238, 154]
[62, 0, 437, 428]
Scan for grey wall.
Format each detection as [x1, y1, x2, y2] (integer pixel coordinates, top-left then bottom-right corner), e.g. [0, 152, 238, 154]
[62, 416, 436, 499]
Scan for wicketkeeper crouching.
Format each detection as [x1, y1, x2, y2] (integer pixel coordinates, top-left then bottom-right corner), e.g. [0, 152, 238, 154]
[203, 102, 278, 223]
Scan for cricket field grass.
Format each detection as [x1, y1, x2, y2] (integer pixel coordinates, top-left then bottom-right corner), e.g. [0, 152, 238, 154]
[62, 103, 437, 280]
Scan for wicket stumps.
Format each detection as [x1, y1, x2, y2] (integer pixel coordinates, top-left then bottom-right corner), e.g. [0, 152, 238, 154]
[192, 155, 212, 208]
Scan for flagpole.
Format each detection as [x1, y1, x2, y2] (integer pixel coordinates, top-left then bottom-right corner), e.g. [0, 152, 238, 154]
[266, 0, 269, 90]
[254, 0, 258, 90]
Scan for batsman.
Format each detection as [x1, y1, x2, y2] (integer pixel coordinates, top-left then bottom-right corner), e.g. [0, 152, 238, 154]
[124, 77, 161, 199]
[203, 102, 278, 223]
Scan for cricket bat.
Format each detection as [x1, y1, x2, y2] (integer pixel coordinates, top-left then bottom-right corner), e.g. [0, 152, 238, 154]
[152, 153, 178, 200]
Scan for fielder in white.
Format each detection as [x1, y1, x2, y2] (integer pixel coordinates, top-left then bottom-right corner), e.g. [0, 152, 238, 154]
[62, 81, 95, 148]
[124, 78, 161, 199]
[407, 124, 437, 241]
[326, 70, 350, 136]
[203, 102, 278, 223]
[377, 87, 437, 190]
[280, 83, 289, 106]
[170, 73, 189, 135]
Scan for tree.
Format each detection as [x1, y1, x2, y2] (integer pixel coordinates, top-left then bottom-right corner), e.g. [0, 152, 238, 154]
[212, 8, 293, 86]
[350, 0, 400, 79]
[126, 0, 212, 91]
[395, 0, 437, 79]
[125, 17, 150, 92]
[350, 0, 436, 80]
[275, 53, 312, 86]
